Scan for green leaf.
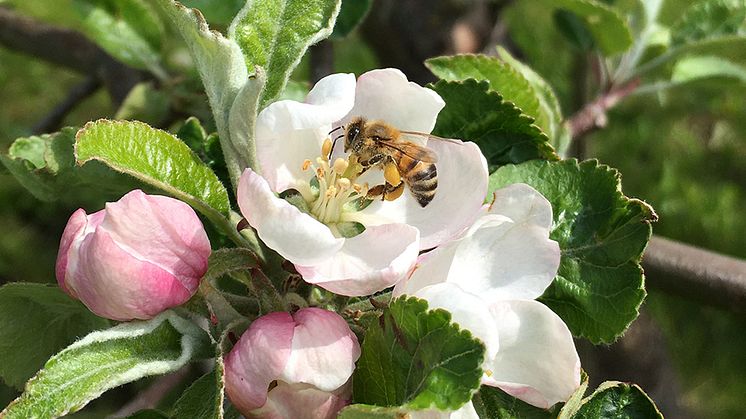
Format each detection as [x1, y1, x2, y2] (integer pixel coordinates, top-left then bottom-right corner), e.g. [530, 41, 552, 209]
[75, 120, 231, 217]
[228, 0, 342, 107]
[171, 360, 226, 419]
[425, 55, 542, 131]
[331, 0, 372, 38]
[471, 386, 555, 419]
[338, 404, 416, 418]
[544, 0, 633, 55]
[73, 0, 165, 75]
[352, 296, 485, 410]
[1, 311, 211, 418]
[488, 159, 657, 343]
[496, 47, 571, 157]
[179, 0, 244, 26]
[0, 128, 138, 204]
[153, 0, 256, 185]
[557, 371, 589, 419]
[0, 283, 109, 390]
[115, 82, 171, 125]
[670, 0, 746, 47]
[126, 410, 170, 419]
[671, 55, 746, 83]
[573, 382, 663, 419]
[430, 79, 558, 170]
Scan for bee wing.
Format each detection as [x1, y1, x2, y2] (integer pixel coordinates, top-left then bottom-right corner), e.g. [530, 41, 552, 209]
[376, 139, 439, 163]
[399, 130, 464, 145]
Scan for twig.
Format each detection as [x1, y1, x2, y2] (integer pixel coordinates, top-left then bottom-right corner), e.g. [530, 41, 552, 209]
[0, 6, 143, 105]
[567, 78, 641, 141]
[643, 236, 746, 312]
[109, 367, 192, 418]
[32, 76, 101, 134]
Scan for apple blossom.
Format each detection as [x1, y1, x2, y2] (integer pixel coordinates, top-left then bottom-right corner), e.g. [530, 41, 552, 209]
[224, 308, 361, 419]
[394, 183, 581, 409]
[55, 189, 211, 321]
[237, 68, 488, 297]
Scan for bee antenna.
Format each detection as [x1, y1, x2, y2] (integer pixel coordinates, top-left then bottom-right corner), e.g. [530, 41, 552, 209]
[328, 125, 344, 135]
[330, 134, 344, 159]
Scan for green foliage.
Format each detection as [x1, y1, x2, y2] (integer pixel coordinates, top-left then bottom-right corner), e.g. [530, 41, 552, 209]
[0, 127, 139, 204]
[0, 283, 109, 390]
[1, 312, 211, 418]
[75, 119, 231, 216]
[543, 0, 633, 55]
[170, 360, 226, 419]
[670, 0, 746, 47]
[472, 386, 555, 419]
[573, 382, 663, 419]
[338, 404, 414, 418]
[489, 159, 656, 343]
[429, 79, 558, 170]
[671, 55, 746, 83]
[228, 0, 342, 108]
[331, 0, 371, 38]
[352, 296, 485, 411]
[179, 0, 244, 26]
[73, 0, 165, 76]
[115, 82, 171, 125]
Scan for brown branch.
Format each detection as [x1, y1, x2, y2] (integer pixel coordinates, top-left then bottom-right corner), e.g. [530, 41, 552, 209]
[643, 236, 746, 313]
[567, 78, 640, 141]
[0, 6, 143, 105]
[32, 76, 100, 134]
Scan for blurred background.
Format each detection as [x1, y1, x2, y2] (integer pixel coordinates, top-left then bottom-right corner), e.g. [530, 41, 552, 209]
[1, 0, 744, 418]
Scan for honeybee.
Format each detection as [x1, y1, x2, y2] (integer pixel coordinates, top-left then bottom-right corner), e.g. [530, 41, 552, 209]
[338, 117, 449, 207]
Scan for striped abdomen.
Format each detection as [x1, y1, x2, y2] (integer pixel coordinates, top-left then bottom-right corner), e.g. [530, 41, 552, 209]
[398, 155, 438, 207]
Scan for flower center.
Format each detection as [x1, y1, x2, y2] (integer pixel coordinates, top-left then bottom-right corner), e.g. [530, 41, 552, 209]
[301, 138, 368, 233]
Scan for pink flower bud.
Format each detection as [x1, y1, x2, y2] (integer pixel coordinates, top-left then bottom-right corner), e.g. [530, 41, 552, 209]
[55, 190, 211, 321]
[225, 308, 361, 419]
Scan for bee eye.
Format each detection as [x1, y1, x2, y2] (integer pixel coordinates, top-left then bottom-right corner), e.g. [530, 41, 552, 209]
[349, 127, 359, 139]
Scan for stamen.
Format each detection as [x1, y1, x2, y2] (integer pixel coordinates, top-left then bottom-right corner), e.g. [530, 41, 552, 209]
[321, 138, 333, 160]
[333, 158, 349, 174]
[302, 159, 312, 171]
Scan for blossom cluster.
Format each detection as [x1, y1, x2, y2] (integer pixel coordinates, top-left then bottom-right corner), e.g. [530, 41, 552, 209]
[56, 69, 580, 418]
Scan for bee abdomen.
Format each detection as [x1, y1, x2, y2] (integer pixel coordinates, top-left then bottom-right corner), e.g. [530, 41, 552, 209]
[404, 163, 437, 207]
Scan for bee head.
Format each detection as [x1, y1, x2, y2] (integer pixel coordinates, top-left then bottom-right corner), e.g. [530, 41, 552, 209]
[344, 118, 364, 153]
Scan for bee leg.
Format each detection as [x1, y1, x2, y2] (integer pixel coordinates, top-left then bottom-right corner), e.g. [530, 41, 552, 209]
[366, 182, 404, 202]
[366, 184, 385, 200]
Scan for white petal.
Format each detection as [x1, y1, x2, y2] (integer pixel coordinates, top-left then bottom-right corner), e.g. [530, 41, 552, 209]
[449, 214, 560, 301]
[488, 183, 554, 230]
[483, 300, 581, 409]
[280, 308, 361, 391]
[252, 381, 350, 419]
[295, 224, 419, 296]
[408, 401, 479, 419]
[256, 73, 356, 192]
[342, 68, 445, 133]
[237, 169, 344, 266]
[413, 283, 499, 359]
[392, 245, 455, 298]
[347, 140, 488, 249]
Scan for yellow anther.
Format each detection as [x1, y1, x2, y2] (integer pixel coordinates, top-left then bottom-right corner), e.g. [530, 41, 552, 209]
[316, 167, 325, 178]
[302, 159, 312, 171]
[326, 186, 337, 197]
[484, 369, 493, 377]
[385, 185, 405, 201]
[332, 158, 349, 174]
[384, 162, 402, 186]
[321, 138, 333, 159]
[352, 183, 363, 193]
[337, 178, 351, 190]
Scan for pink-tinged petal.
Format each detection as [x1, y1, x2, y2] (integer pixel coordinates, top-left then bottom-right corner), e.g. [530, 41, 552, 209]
[70, 228, 195, 321]
[55, 208, 89, 294]
[225, 312, 296, 414]
[256, 73, 356, 192]
[449, 214, 560, 301]
[237, 169, 344, 266]
[296, 224, 419, 296]
[408, 401, 479, 419]
[99, 190, 210, 294]
[488, 183, 554, 230]
[483, 300, 581, 409]
[342, 68, 445, 133]
[280, 308, 361, 390]
[251, 381, 350, 419]
[413, 283, 500, 359]
[348, 140, 488, 249]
